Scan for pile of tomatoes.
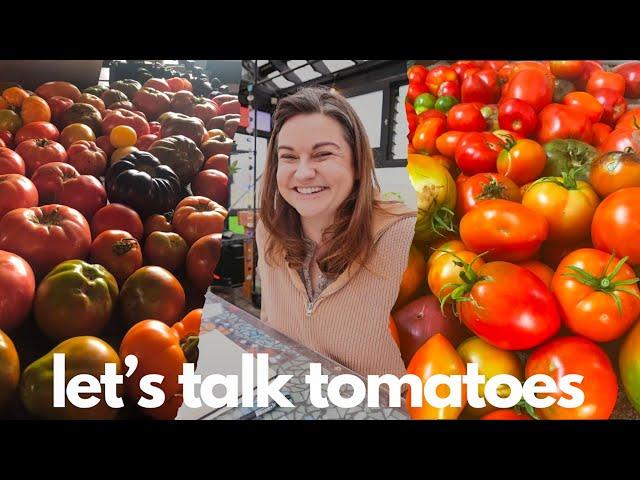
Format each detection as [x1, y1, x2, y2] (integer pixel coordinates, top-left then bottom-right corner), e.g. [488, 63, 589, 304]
[392, 60, 640, 420]
[0, 77, 240, 420]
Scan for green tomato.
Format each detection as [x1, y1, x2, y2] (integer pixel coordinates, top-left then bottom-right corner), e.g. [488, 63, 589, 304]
[435, 95, 459, 113]
[0, 109, 23, 134]
[542, 139, 598, 181]
[413, 93, 436, 115]
[620, 321, 640, 414]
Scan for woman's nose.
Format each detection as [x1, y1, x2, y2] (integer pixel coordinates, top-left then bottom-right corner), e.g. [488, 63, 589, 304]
[293, 157, 316, 181]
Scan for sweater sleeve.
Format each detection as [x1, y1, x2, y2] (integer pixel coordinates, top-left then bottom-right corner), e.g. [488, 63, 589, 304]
[255, 221, 269, 324]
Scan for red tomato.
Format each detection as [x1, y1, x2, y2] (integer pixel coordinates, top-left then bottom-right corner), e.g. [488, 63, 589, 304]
[56, 174, 107, 221]
[172, 196, 226, 246]
[66, 140, 107, 177]
[454, 261, 560, 350]
[412, 117, 446, 155]
[460, 199, 548, 262]
[0, 131, 14, 149]
[536, 104, 593, 144]
[592, 187, 640, 266]
[144, 231, 188, 274]
[496, 138, 547, 186]
[591, 122, 612, 148]
[589, 149, 640, 197]
[549, 61, 584, 80]
[95, 135, 115, 159]
[483, 60, 509, 71]
[447, 103, 486, 132]
[497, 98, 537, 137]
[143, 212, 173, 239]
[417, 109, 447, 124]
[461, 69, 500, 104]
[15, 138, 68, 178]
[525, 336, 617, 420]
[102, 109, 150, 138]
[552, 248, 640, 342]
[437, 81, 460, 100]
[435, 131, 466, 158]
[456, 172, 521, 217]
[30, 162, 78, 204]
[586, 70, 626, 97]
[503, 69, 554, 113]
[0, 174, 39, 219]
[191, 169, 229, 208]
[598, 126, 640, 154]
[575, 61, 604, 91]
[46, 96, 74, 125]
[90, 229, 143, 286]
[452, 61, 484, 79]
[14, 122, 59, 144]
[148, 121, 161, 135]
[186, 233, 222, 292]
[91, 203, 144, 242]
[135, 134, 160, 152]
[426, 66, 458, 95]
[613, 61, 640, 98]
[0, 204, 91, 279]
[562, 91, 604, 123]
[407, 64, 429, 85]
[0, 250, 35, 331]
[515, 260, 554, 288]
[454, 132, 504, 175]
[591, 88, 627, 126]
[0, 147, 25, 176]
[406, 83, 429, 104]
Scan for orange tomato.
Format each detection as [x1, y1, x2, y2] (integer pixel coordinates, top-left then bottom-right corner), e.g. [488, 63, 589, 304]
[393, 244, 427, 311]
[110, 125, 138, 148]
[428, 249, 485, 302]
[388, 315, 400, 348]
[515, 260, 554, 288]
[496, 138, 547, 186]
[173, 309, 202, 340]
[3, 87, 29, 107]
[590, 150, 640, 198]
[563, 91, 604, 123]
[59, 123, 95, 149]
[435, 131, 466, 158]
[21, 96, 51, 124]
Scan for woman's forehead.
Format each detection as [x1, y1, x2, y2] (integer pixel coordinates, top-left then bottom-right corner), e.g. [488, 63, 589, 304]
[278, 113, 347, 148]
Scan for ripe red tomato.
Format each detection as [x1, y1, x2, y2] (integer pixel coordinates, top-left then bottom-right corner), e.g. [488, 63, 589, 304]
[456, 172, 521, 217]
[454, 132, 504, 175]
[536, 104, 593, 144]
[435, 131, 466, 158]
[589, 149, 640, 197]
[0, 204, 91, 279]
[30, 162, 78, 204]
[0, 250, 36, 331]
[191, 169, 229, 207]
[407, 64, 429, 85]
[497, 98, 537, 137]
[0, 174, 38, 219]
[406, 83, 429, 104]
[586, 70, 626, 97]
[91, 203, 144, 242]
[66, 140, 107, 177]
[591, 88, 627, 126]
[455, 261, 561, 350]
[437, 81, 460, 100]
[102, 109, 150, 139]
[411, 117, 446, 155]
[525, 336, 617, 420]
[56, 174, 107, 221]
[515, 260, 554, 288]
[562, 91, 604, 124]
[15, 138, 68, 178]
[592, 187, 640, 266]
[426, 66, 458, 95]
[613, 61, 640, 98]
[0, 131, 14, 149]
[496, 138, 547, 186]
[598, 127, 640, 154]
[447, 103, 486, 132]
[591, 122, 612, 148]
[461, 69, 500, 104]
[460, 199, 548, 262]
[186, 233, 222, 292]
[144, 231, 188, 273]
[14, 122, 59, 144]
[549, 61, 584, 80]
[503, 69, 554, 113]
[90, 229, 143, 286]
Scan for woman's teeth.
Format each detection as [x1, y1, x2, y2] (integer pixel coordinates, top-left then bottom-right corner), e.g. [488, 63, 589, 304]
[295, 187, 327, 194]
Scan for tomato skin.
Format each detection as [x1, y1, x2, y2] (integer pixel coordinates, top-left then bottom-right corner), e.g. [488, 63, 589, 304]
[620, 321, 640, 414]
[412, 117, 446, 154]
[0, 174, 39, 219]
[454, 132, 504, 175]
[144, 231, 188, 274]
[591, 122, 612, 148]
[0, 250, 36, 331]
[0, 329, 20, 411]
[592, 187, 640, 265]
[460, 199, 549, 262]
[437, 81, 460, 100]
[172, 196, 227, 246]
[447, 103, 486, 132]
[91, 203, 144, 242]
[436, 131, 466, 158]
[526, 336, 617, 420]
[536, 104, 593, 145]
[55, 174, 107, 222]
[457, 261, 561, 350]
[522, 176, 599, 245]
[503, 69, 554, 113]
[461, 69, 500, 104]
[552, 248, 640, 342]
[496, 139, 546, 186]
[562, 91, 604, 124]
[90, 230, 143, 286]
[549, 61, 584, 80]
[586, 70, 626, 97]
[590, 150, 640, 197]
[613, 61, 640, 98]
[426, 66, 458, 96]
[591, 88, 627, 126]
[481, 409, 533, 420]
[407, 64, 429, 85]
[598, 127, 640, 154]
[186, 233, 223, 292]
[406, 83, 430, 104]
[515, 260, 554, 288]
[456, 173, 521, 217]
[497, 98, 537, 137]
[428, 249, 484, 302]
[406, 334, 466, 420]
[15, 138, 68, 178]
[0, 147, 24, 175]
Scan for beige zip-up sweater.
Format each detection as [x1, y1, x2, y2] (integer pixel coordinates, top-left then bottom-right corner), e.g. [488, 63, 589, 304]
[256, 202, 417, 378]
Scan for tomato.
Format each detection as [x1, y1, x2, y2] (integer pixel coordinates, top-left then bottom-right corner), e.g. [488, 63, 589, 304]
[503, 69, 554, 113]
[437, 81, 460, 100]
[461, 69, 500, 104]
[406, 334, 466, 420]
[0, 131, 13, 149]
[407, 64, 429, 85]
[453, 261, 560, 350]
[66, 140, 107, 177]
[454, 132, 504, 175]
[515, 260, 554, 288]
[0, 250, 35, 331]
[456, 173, 521, 217]
[457, 336, 523, 417]
[46, 96, 74, 125]
[590, 149, 640, 197]
[202, 154, 230, 176]
[446, 103, 486, 132]
[435, 131, 466, 158]
[172, 196, 227, 246]
[59, 123, 96, 149]
[55, 174, 107, 221]
[417, 109, 446, 125]
[481, 409, 533, 420]
[15, 121, 59, 144]
[426, 239, 466, 272]
[109, 125, 137, 148]
[452, 60, 484, 79]
[0, 329, 20, 411]
[148, 121, 161, 135]
[613, 61, 640, 98]
[586, 70, 626, 97]
[598, 127, 640, 154]
[522, 172, 599, 245]
[496, 138, 546, 186]
[592, 187, 640, 266]
[460, 199, 548, 262]
[389, 315, 400, 348]
[620, 321, 640, 414]
[30, 162, 78, 203]
[143, 78, 171, 92]
[90, 230, 143, 286]
[552, 248, 640, 342]
[394, 245, 427, 312]
[0, 109, 23, 134]
[616, 110, 640, 130]
[91, 203, 144, 242]
[143, 211, 173, 239]
[591, 122, 612, 148]
[120, 319, 195, 420]
[526, 336, 617, 419]
[406, 83, 430, 104]
[191, 169, 229, 207]
[144, 231, 188, 273]
[480, 104, 499, 131]
[102, 109, 150, 138]
[497, 98, 537, 137]
[549, 61, 583, 80]
[2, 87, 29, 107]
[174, 308, 202, 340]
[0, 174, 38, 219]
[35, 81, 81, 102]
[483, 60, 509, 72]
[591, 88, 627, 126]
[132, 88, 171, 121]
[536, 104, 593, 145]
[428, 249, 484, 302]
[0, 204, 91, 279]
[119, 265, 185, 328]
[426, 66, 458, 96]
[562, 91, 603, 124]
[412, 117, 446, 154]
[14, 138, 67, 177]
[135, 133, 159, 152]
[186, 233, 222, 292]
[95, 135, 115, 159]
[34, 259, 118, 341]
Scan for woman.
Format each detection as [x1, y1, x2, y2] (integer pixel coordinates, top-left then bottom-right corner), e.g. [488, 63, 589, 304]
[256, 86, 416, 378]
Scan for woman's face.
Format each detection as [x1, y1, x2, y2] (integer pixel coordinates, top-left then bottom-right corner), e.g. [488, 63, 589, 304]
[276, 113, 355, 227]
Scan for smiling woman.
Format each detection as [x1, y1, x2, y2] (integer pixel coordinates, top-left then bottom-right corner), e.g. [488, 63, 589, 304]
[256, 87, 417, 378]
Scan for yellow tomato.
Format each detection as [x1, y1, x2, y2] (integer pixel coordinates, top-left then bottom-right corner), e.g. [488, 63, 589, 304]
[110, 125, 138, 148]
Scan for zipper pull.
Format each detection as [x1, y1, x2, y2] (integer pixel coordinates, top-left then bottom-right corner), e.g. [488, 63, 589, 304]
[305, 300, 315, 317]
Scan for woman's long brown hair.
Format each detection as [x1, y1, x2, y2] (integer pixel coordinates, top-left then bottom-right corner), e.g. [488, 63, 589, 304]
[260, 86, 384, 279]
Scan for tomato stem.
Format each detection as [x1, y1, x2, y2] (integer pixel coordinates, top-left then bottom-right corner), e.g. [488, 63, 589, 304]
[181, 335, 200, 364]
[476, 176, 508, 200]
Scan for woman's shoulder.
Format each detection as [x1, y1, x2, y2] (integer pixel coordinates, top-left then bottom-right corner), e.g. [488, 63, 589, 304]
[372, 201, 417, 242]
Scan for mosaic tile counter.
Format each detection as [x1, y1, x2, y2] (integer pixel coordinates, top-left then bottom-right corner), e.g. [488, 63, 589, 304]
[198, 291, 410, 420]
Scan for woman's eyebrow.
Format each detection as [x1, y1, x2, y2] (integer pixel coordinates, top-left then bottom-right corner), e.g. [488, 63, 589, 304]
[277, 145, 295, 151]
[313, 142, 340, 149]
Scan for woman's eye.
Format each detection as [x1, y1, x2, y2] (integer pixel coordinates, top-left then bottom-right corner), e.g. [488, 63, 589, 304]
[315, 151, 332, 159]
[279, 155, 297, 162]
